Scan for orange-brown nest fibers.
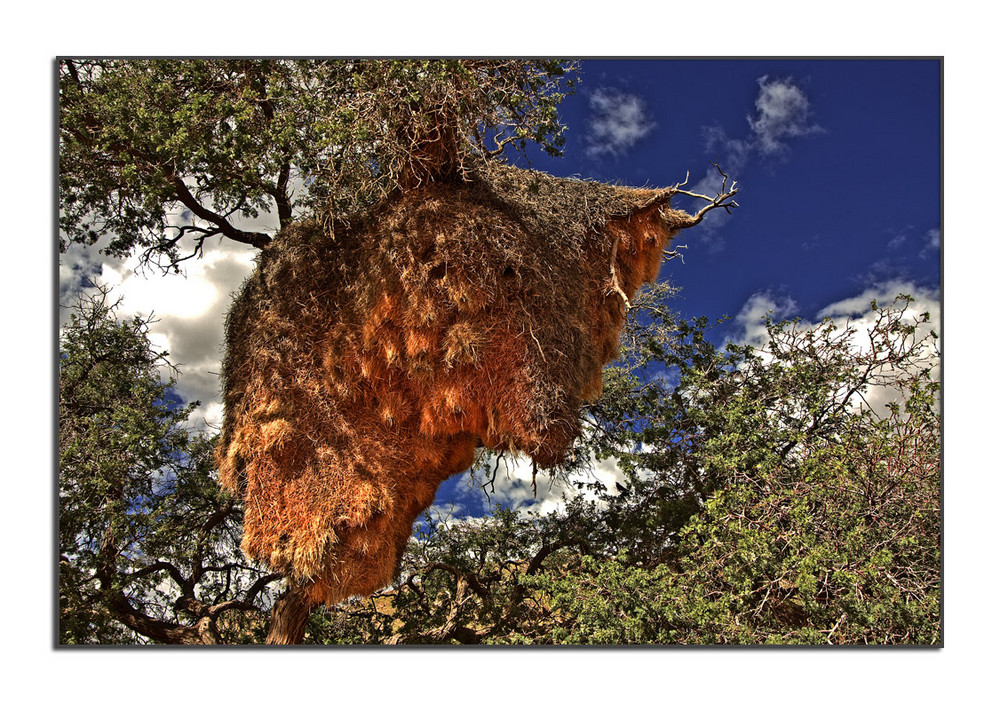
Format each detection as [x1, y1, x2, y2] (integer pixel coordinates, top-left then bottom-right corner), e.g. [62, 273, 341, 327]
[216, 161, 695, 606]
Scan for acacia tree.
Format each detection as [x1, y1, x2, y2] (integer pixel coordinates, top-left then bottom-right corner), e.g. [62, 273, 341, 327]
[59, 287, 281, 644]
[59, 61, 939, 645]
[544, 295, 940, 644]
[59, 59, 577, 270]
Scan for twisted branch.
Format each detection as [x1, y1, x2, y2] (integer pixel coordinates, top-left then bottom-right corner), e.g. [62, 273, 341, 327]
[670, 161, 740, 229]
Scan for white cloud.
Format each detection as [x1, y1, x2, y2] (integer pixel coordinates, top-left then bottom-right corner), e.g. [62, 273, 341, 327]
[748, 75, 823, 155]
[702, 75, 821, 172]
[815, 279, 939, 321]
[731, 290, 799, 346]
[59, 234, 258, 435]
[444, 450, 627, 520]
[733, 280, 940, 416]
[585, 88, 656, 158]
[819, 281, 940, 414]
[887, 231, 909, 250]
[922, 227, 941, 259]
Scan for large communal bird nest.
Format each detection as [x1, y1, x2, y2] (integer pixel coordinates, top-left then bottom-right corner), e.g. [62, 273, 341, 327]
[216, 160, 720, 607]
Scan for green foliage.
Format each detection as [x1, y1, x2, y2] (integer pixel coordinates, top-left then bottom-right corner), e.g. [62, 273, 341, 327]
[59, 59, 577, 269]
[59, 287, 278, 644]
[304, 292, 940, 645]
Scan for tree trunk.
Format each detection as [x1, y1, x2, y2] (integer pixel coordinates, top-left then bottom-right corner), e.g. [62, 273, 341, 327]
[265, 586, 315, 645]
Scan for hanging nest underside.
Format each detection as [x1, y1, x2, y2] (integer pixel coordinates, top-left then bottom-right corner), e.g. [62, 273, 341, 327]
[216, 161, 690, 606]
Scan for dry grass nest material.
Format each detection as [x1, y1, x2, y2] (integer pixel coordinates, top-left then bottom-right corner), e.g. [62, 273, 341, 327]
[216, 161, 692, 606]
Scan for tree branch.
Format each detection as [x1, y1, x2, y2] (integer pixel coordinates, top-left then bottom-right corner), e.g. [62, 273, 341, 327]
[163, 173, 273, 249]
[108, 592, 217, 645]
[125, 560, 187, 588]
[59, 66, 274, 254]
[207, 573, 283, 617]
[251, 67, 294, 227]
[670, 161, 740, 230]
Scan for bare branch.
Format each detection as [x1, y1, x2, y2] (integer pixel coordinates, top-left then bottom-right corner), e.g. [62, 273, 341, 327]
[483, 131, 523, 158]
[662, 244, 688, 264]
[671, 161, 740, 230]
[481, 450, 506, 500]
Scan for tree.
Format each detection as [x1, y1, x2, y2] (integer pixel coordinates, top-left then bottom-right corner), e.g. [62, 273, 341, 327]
[59, 287, 281, 644]
[59, 59, 577, 270]
[60, 60, 938, 645]
[541, 295, 940, 644]
[302, 292, 940, 645]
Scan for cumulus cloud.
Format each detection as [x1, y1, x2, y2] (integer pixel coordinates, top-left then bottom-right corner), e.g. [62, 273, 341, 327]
[59, 234, 258, 435]
[747, 76, 823, 155]
[820, 281, 940, 414]
[816, 278, 939, 322]
[731, 290, 799, 347]
[440, 450, 627, 520]
[585, 88, 656, 159]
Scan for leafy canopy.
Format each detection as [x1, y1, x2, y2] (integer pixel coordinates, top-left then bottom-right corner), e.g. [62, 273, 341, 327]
[59, 59, 577, 270]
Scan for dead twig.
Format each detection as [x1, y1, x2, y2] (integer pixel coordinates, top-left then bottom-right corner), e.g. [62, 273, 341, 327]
[672, 161, 740, 229]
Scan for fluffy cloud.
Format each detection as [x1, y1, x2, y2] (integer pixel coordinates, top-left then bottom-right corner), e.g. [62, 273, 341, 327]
[734, 280, 940, 416]
[443, 451, 627, 519]
[585, 88, 656, 158]
[60, 235, 258, 434]
[748, 76, 823, 155]
[815, 279, 938, 322]
[731, 290, 799, 346]
[821, 281, 940, 414]
[688, 76, 821, 238]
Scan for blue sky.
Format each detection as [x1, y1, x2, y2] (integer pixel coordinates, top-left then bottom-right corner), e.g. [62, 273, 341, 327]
[429, 59, 942, 518]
